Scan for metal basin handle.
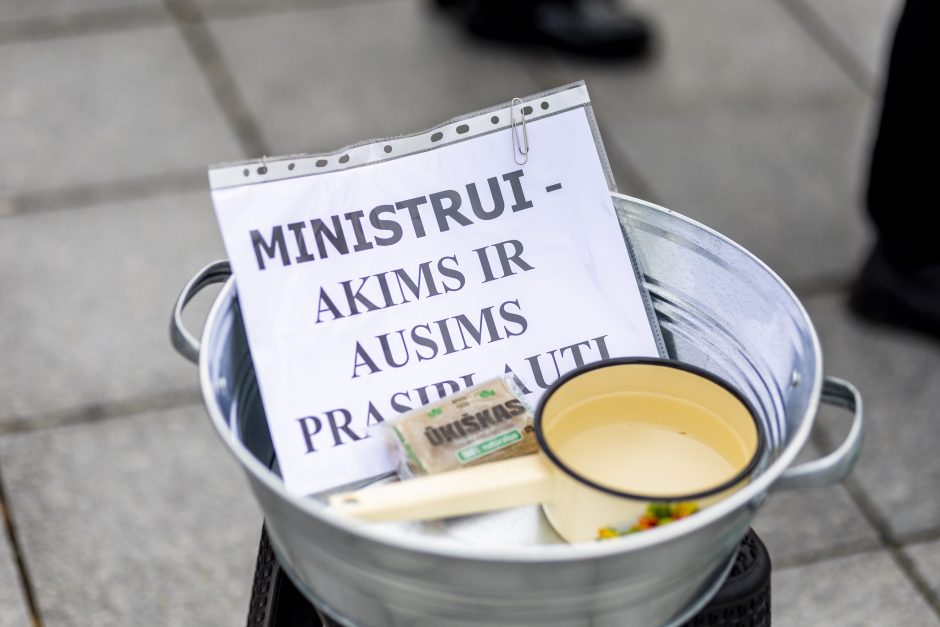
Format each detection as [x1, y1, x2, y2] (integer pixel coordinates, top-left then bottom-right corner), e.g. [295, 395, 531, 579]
[170, 260, 232, 364]
[774, 377, 864, 490]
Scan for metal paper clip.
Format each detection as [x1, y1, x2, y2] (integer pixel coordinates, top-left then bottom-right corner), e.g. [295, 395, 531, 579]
[511, 97, 529, 166]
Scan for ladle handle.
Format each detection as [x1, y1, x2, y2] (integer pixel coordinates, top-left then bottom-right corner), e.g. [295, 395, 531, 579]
[329, 455, 554, 522]
[775, 377, 864, 490]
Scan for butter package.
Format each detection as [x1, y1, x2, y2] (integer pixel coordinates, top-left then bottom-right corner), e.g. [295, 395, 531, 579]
[386, 376, 538, 477]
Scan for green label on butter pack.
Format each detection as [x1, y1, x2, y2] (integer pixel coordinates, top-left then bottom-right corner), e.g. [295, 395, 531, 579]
[456, 430, 523, 463]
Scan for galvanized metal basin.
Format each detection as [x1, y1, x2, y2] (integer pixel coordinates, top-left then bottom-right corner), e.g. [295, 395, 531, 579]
[172, 193, 863, 626]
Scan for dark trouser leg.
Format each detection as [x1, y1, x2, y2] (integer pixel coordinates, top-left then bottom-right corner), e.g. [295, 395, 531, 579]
[850, 0, 940, 336]
[866, 0, 938, 269]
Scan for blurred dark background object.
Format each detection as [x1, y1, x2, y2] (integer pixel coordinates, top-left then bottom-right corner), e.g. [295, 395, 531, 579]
[435, 0, 653, 59]
[851, 0, 940, 338]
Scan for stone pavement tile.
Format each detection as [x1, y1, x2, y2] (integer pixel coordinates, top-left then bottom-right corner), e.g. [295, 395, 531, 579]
[548, 1, 874, 288]
[905, 539, 940, 599]
[208, 0, 546, 156]
[604, 100, 872, 289]
[0, 0, 161, 22]
[0, 405, 262, 626]
[0, 191, 224, 425]
[804, 0, 904, 88]
[0, 25, 242, 196]
[752, 441, 879, 568]
[806, 293, 940, 539]
[572, 0, 859, 115]
[773, 550, 939, 626]
[0, 532, 30, 627]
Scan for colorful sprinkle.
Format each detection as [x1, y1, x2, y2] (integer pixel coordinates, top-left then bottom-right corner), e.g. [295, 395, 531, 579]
[596, 502, 701, 540]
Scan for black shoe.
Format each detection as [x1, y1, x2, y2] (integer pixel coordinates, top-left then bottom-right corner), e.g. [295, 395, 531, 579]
[464, 0, 652, 60]
[849, 245, 940, 339]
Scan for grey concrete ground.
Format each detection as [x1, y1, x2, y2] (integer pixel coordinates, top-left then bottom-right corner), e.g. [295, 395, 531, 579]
[1, 0, 937, 625]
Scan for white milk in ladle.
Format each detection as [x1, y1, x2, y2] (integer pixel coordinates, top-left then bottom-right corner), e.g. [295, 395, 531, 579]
[548, 393, 749, 496]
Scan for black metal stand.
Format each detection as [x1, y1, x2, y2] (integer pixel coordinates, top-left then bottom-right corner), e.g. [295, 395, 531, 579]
[247, 527, 771, 627]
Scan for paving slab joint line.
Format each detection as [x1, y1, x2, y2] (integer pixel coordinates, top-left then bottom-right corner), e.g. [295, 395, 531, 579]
[898, 527, 940, 547]
[197, 0, 394, 22]
[2, 169, 207, 218]
[774, 0, 877, 97]
[772, 538, 885, 571]
[0, 5, 172, 46]
[0, 388, 204, 437]
[165, 0, 270, 159]
[0, 467, 43, 627]
[0, 0, 396, 47]
[812, 425, 940, 619]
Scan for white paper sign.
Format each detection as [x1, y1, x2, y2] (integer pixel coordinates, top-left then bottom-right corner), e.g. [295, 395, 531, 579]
[211, 96, 660, 496]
